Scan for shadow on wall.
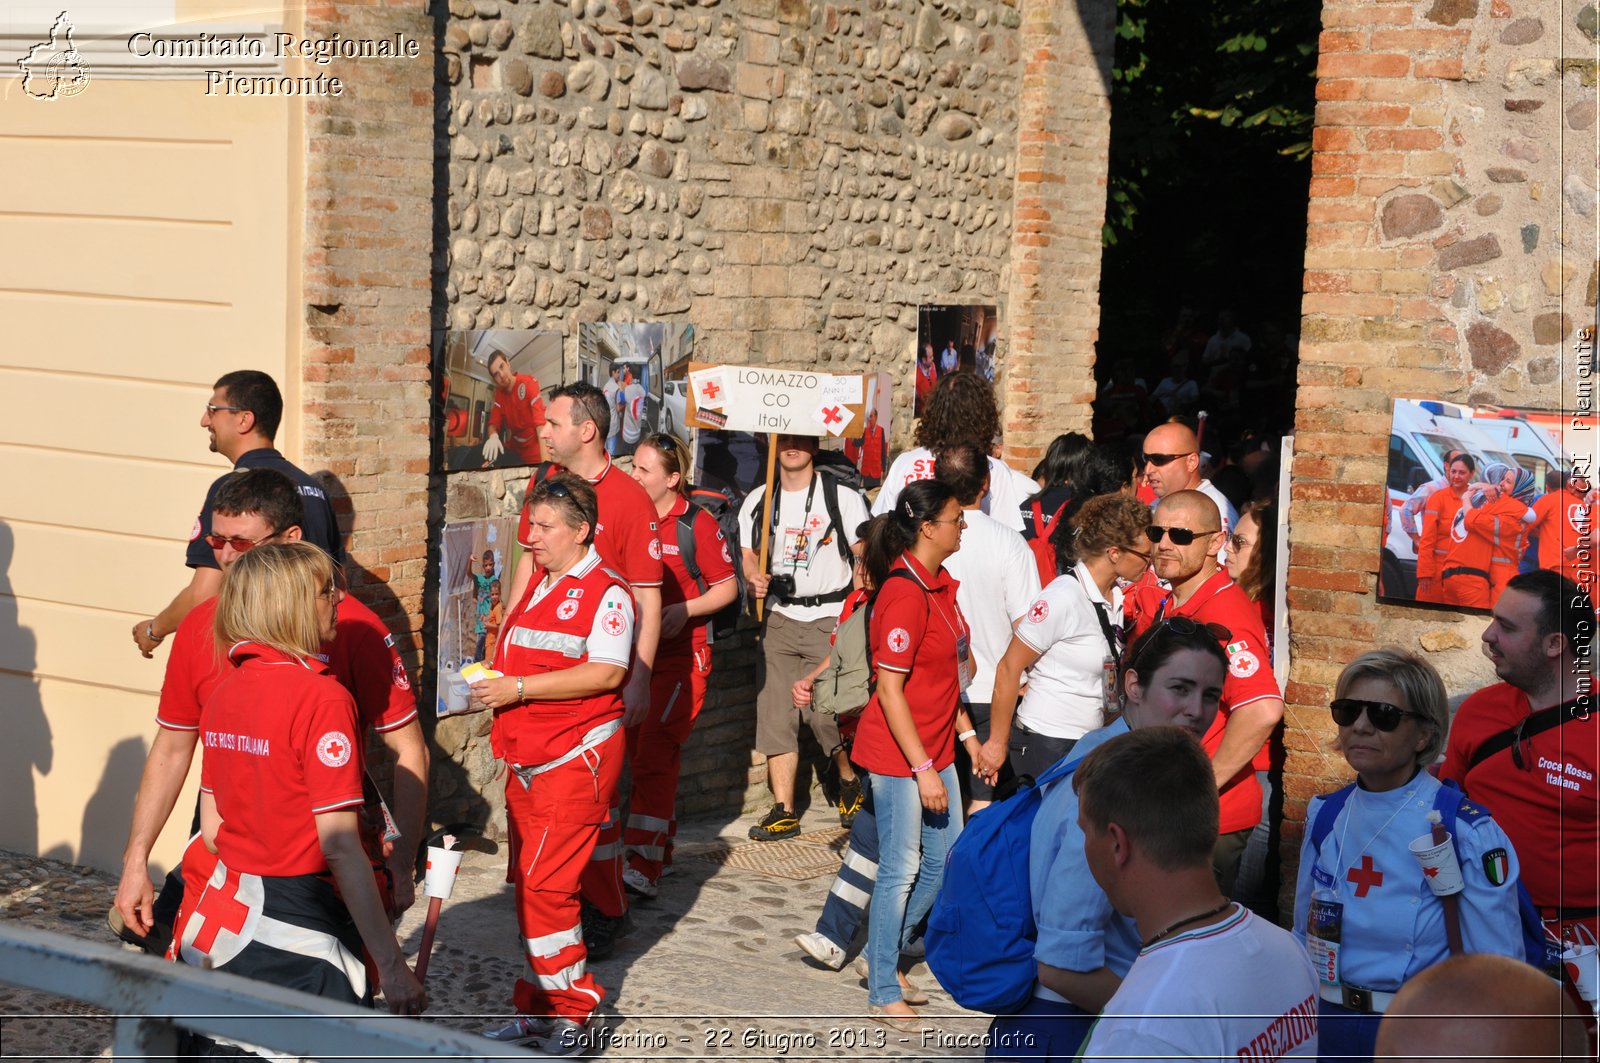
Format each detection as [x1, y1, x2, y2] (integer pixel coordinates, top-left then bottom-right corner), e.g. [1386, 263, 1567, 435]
[73, 738, 149, 869]
[317, 471, 494, 841]
[0, 520, 52, 859]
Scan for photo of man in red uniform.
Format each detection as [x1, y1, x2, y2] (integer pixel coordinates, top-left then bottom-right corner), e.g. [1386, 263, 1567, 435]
[483, 349, 546, 467]
[844, 407, 888, 489]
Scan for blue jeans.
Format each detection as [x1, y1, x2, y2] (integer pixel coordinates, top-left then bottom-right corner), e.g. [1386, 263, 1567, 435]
[865, 765, 962, 1007]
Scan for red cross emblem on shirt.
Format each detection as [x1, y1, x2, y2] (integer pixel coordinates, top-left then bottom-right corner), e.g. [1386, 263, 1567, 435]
[601, 609, 626, 636]
[1346, 855, 1384, 897]
[700, 380, 722, 402]
[821, 405, 843, 426]
[1028, 601, 1049, 624]
[191, 866, 251, 954]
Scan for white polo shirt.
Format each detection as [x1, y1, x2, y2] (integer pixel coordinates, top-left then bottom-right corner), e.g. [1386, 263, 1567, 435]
[1013, 561, 1121, 739]
[942, 507, 1041, 704]
[873, 448, 1037, 532]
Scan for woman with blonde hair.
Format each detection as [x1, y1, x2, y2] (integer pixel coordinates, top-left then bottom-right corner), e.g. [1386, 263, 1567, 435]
[176, 542, 425, 1034]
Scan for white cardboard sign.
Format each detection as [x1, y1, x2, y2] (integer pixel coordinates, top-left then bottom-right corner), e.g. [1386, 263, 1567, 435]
[688, 365, 866, 437]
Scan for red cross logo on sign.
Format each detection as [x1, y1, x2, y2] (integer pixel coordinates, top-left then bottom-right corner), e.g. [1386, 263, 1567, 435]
[821, 406, 843, 426]
[1346, 855, 1384, 897]
[700, 380, 722, 402]
[191, 866, 252, 955]
[602, 609, 627, 636]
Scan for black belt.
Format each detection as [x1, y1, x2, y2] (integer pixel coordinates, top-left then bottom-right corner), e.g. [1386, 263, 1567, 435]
[785, 587, 851, 608]
[1441, 566, 1491, 582]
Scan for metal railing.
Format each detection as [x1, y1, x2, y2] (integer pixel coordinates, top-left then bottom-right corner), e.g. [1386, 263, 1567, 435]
[0, 922, 524, 1060]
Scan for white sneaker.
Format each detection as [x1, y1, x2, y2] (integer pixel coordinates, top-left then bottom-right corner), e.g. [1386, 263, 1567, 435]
[795, 931, 847, 970]
[483, 1015, 555, 1044]
[622, 867, 657, 899]
[531, 1017, 600, 1057]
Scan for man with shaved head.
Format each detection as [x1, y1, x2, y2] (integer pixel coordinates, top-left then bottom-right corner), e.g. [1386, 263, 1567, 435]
[1125, 490, 1283, 895]
[1375, 954, 1591, 1061]
[1142, 422, 1239, 535]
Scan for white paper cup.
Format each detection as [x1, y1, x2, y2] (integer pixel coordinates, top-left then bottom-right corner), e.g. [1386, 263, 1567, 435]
[444, 673, 471, 713]
[1407, 832, 1465, 896]
[423, 845, 465, 900]
[1564, 943, 1600, 1007]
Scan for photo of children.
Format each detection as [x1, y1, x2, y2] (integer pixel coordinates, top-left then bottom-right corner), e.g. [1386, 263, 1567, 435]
[914, 304, 999, 415]
[436, 517, 516, 717]
[435, 330, 564, 473]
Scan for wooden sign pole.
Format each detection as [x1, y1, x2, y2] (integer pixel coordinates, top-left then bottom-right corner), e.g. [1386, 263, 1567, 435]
[754, 432, 777, 624]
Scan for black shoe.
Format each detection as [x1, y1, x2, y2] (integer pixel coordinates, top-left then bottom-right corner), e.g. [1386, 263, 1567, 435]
[581, 901, 632, 960]
[107, 907, 172, 957]
[748, 804, 800, 841]
[837, 778, 864, 828]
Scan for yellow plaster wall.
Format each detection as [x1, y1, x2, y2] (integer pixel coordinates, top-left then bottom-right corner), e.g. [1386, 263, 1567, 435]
[0, 68, 300, 874]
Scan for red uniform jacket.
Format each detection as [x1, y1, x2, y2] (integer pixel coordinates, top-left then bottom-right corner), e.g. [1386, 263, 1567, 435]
[490, 373, 546, 463]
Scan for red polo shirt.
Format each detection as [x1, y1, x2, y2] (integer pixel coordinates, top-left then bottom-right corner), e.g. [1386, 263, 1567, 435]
[199, 643, 366, 877]
[519, 459, 664, 589]
[1126, 570, 1278, 834]
[852, 553, 967, 776]
[157, 595, 417, 735]
[1440, 682, 1599, 913]
[658, 496, 736, 661]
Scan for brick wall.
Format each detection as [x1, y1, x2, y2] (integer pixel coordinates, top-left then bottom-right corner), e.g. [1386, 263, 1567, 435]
[432, 0, 1116, 830]
[299, 1, 438, 798]
[1285, 0, 1597, 901]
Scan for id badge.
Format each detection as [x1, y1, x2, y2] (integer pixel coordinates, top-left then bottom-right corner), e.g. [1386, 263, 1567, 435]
[1307, 895, 1343, 985]
[955, 632, 974, 692]
[1101, 655, 1118, 714]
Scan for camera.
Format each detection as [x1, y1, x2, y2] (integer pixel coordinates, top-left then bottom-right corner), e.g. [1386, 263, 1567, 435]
[767, 573, 796, 603]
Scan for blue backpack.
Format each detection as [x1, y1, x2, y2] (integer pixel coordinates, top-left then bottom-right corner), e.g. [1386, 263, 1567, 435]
[924, 751, 1086, 1013]
[1308, 779, 1560, 971]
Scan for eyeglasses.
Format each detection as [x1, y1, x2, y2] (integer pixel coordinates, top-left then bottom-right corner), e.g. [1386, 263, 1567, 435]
[317, 583, 341, 601]
[1227, 533, 1251, 551]
[1125, 616, 1232, 678]
[1118, 545, 1152, 561]
[1146, 525, 1220, 546]
[1330, 698, 1423, 732]
[927, 517, 967, 527]
[1142, 452, 1194, 467]
[204, 531, 275, 552]
[205, 403, 245, 415]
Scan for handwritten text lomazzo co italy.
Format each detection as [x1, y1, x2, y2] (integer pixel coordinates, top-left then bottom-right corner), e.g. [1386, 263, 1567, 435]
[127, 31, 422, 96]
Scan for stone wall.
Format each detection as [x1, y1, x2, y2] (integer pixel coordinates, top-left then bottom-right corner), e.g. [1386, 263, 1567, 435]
[1285, 0, 1598, 884]
[428, 0, 1115, 830]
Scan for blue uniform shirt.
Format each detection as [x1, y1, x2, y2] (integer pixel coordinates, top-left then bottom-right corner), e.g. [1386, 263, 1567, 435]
[1292, 771, 1525, 990]
[1030, 716, 1141, 990]
[186, 447, 344, 569]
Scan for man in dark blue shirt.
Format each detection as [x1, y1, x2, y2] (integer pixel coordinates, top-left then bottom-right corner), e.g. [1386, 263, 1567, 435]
[132, 370, 343, 656]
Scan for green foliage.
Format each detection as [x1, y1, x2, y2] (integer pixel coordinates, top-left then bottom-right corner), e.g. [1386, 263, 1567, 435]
[1105, 0, 1320, 245]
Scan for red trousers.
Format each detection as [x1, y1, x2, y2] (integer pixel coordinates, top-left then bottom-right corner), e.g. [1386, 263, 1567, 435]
[504, 729, 625, 1019]
[1442, 571, 1493, 609]
[623, 649, 711, 883]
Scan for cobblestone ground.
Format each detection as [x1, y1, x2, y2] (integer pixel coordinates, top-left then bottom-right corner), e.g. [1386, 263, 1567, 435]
[0, 805, 1000, 1061]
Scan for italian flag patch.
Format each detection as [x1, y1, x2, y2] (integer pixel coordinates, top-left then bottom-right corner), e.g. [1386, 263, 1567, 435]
[1482, 847, 1509, 886]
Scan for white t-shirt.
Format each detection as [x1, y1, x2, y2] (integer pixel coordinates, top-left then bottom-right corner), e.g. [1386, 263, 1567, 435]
[1012, 562, 1120, 739]
[1082, 905, 1318, 1063]
[737, 473, 870, 624]
[621, 382, 646, 444]
[602, 378, 622, 439]
[942, 508, 1041, 704]
[873, 448, 1037, 532]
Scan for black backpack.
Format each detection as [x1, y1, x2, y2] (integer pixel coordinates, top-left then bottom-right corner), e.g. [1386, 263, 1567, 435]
[743, 466, 861, 568]
[678, 483, 747, 642]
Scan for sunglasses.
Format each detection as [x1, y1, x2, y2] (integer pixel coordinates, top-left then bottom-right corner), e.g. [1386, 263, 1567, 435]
[1146, 525, 1220, 546]
[204, 531, 274, 552]
[1126, 615, 1232, 678]
[1119, 544, 1152, 561]
[1330, 698, 1422, 732]
[541, 480, 574, 500]
[1142, 451, 1193, 467]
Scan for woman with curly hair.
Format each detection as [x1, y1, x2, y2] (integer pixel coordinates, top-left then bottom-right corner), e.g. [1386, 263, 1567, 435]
[873, 372, 1038, 532]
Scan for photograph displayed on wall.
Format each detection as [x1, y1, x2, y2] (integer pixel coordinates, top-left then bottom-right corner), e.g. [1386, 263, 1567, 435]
[914, 304, 999, 414]
[435, 330, 563, 473]
[843, 371, 892, 488]
[1379, 398, 1595, 610]
[576, 322, 695, 459]
[436, 517, 517, 718]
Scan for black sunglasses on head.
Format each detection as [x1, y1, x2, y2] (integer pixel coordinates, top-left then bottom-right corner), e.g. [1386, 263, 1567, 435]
[1125, 615, 1232, 679]
[1330, 698, 1422, 732]
[1146, 524, 1220, 546]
